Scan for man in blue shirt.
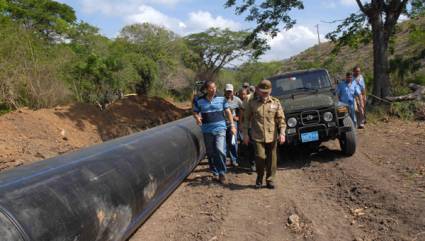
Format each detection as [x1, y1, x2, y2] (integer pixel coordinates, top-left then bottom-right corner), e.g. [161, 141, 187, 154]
[336, 72, 364, 127]
[193, 81, 236, 184]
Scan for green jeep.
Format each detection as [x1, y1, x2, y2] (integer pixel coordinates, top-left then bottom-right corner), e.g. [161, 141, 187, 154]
[269, 68, 356, 156]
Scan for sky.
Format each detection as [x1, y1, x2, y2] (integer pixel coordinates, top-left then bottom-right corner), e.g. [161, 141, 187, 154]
[56, 0, 360, 62]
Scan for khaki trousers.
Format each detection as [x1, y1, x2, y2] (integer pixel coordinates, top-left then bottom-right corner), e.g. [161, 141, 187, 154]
[254, 141, 277, 184]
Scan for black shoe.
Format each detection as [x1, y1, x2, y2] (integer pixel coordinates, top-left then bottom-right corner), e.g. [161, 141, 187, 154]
[218, 174, 227, 184]
[266, 182, 275, 189]
[255, 177, 262, 188]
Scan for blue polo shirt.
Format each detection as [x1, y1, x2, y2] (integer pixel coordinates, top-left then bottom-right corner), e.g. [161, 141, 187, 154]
[336, 80, 361, 105]
[193, 95, 229, 133]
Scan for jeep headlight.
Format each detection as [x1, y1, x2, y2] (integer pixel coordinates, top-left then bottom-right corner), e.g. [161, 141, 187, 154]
[287, 117, 297, 128]
[323, 112, 333, 122]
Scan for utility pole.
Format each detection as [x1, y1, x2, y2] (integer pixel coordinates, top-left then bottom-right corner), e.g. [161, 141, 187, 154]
[315, 24, 321, 56]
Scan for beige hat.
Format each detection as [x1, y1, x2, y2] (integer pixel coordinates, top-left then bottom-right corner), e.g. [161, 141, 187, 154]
[225, 83, 234, 92]
[257, 79, 272, 93]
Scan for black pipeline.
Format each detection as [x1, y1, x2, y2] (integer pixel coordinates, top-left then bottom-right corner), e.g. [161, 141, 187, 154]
[0, 117, 205, 241]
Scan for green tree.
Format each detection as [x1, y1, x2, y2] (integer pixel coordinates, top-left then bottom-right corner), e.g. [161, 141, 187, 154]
[326, 1, 414, 99]
[118, 23, 188, 95]
[3, 0, 76, 40]
[185, 28, 267, 81]
[0, 20, 74, 109]
[227, 0, 418, 100]
[225, 0, 303, 49]
[236, 61, 282, 85]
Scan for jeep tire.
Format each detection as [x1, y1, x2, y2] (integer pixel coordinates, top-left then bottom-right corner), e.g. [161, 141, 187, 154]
[338, 116, 356, 156]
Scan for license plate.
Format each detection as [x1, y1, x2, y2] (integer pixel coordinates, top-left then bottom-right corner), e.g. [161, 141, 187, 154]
[301, 131, 319, 143]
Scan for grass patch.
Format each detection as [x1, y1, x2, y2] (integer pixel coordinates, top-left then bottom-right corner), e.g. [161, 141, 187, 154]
[367, 101, 425, 122]
[366, 104, 391, 123]
[0, 103, 12, 116]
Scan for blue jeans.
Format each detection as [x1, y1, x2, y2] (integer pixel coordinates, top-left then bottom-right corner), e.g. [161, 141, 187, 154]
[348, 103, 357, 127]
[226, 122, 238, 164]
[203, 130, 227, 176]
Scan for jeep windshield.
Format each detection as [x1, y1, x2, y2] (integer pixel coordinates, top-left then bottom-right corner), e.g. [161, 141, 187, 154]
[270, 70, 332, 96]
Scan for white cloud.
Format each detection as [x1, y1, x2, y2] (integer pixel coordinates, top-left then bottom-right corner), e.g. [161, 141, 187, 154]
[125, 5, 185, 31]
[321, 1, 337, 9]
[260, 26, 326, 62]
[340, 0, 357, 7]
[398, 14, 409, 23]
[124, 6, 242, 35]
[80, 0, 136, 15]
[186, 11, 242, 33]
[80, 0, 184, 15]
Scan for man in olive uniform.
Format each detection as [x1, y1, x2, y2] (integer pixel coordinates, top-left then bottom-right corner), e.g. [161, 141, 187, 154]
[242, 79, 286, 189]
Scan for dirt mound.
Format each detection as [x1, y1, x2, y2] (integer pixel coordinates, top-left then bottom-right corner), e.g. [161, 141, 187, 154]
[0, 95, 189, 171]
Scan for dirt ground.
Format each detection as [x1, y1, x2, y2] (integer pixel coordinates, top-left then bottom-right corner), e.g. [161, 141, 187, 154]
[0, 95, 188, 171]
[0, 99, 424, 241]
[131, 119, 425, 241]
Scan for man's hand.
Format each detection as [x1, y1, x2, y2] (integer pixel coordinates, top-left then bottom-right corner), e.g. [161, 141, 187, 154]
[233, 116, 239, 122]
[278, 134, 286, 145]
[230, 125, 237, 136]
[195, 116, 202, 126]
[243, 134, 250, 145]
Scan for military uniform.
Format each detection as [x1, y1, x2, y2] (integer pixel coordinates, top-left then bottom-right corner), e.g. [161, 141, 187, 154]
[243, 80, 286, 187]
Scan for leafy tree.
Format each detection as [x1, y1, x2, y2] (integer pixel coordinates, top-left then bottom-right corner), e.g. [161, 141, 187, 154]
[326, 1, 414, 99]
[68, 21, 104, 55]
[3, 0, 76, 40]
[236, 61, 282, 85]
[409, 0, 425, 18]
[227, 0, 419, 100]
[119, 23, 179, 63]
[118, 23, 189, 95]
[389, 15, 425, 87]
[185, 28, 267, 81]
[225, 0, 303, 50]
[0, 20, 74, 109]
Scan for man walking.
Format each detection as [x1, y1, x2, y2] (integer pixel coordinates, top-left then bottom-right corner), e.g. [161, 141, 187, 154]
[239, 88, 256, 172]
[224, 84, 243, 167]
[353, 66, 366, 128]
[193, 81, 236, 184]
[337, 72, 364, 127]
[243, 80, 286, 189]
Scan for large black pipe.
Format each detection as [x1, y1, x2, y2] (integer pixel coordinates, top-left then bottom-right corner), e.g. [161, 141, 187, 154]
[0, 117, 205, 241]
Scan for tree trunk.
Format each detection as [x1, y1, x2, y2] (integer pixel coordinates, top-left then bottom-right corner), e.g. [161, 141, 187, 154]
[371, 23, 391, 101]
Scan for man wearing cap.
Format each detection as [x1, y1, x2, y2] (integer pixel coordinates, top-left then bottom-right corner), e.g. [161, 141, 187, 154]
[242, 79, 286, 189]
[224, 84, 243, 167]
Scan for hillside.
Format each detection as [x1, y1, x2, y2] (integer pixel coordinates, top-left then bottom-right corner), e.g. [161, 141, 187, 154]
[0, 96, 189, 172]
[278, 17, 425, 86]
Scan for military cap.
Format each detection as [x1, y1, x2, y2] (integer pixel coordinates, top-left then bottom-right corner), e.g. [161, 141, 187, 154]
[257, 79, 272, 92]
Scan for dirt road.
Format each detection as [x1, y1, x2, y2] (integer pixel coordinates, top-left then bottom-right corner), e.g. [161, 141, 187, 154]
[131, 120, 425, 241]
[0, 103, 424, 241]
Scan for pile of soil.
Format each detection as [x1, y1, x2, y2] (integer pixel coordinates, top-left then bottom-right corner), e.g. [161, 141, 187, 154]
[0, 95, 189, 171]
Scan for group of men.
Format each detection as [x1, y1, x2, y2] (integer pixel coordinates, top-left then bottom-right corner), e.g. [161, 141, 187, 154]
[192, 66, 368, 189]
[336, 66, 367, 128]
[192, 79, 286, 189]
